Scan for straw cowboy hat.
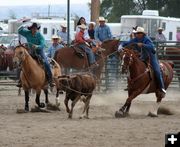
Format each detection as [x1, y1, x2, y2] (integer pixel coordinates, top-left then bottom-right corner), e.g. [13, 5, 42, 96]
[27, 22, 41, 30]
[135, 26, 145, 34]
[98, 16, 108, 22]
[60, 24, 67, 28]
[51, 35, 61, 41]
[158, 27, 163, 31]
[78, 24, 87, 29]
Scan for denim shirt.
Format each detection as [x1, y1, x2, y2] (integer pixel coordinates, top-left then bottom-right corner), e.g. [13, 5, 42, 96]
[94, 24, 112, 42]
[122, 35, 155, 61]
[47, 43, 64, 58]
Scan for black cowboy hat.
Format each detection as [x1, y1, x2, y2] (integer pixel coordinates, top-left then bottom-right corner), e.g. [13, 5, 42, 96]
[27, 22, 41, 30]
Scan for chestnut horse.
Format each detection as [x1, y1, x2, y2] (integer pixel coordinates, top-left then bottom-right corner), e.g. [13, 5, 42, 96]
[163, 47, 180, 85]
[13, 45, 60, 111]
[54, 39, 119, 81]
[115, 47, 174, 118]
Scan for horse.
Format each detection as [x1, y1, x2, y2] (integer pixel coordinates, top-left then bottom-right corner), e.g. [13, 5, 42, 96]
[162, 47, 180, 85]
[0, 45, 14, 71]
[13, 45, 60, 112]
[54, 39, 119, 87]
[115, 47, 174, 118]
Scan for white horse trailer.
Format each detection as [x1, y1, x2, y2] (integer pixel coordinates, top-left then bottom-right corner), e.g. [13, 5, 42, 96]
[8, 18, 75, 41]
[120, 10, 180, 41]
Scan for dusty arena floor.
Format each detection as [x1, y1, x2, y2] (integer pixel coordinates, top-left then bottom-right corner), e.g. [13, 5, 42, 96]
[0, 84, 180, 147]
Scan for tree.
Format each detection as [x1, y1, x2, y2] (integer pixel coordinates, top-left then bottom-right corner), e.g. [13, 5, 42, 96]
[100, 0, 136, 22]
[91, 0, 100, 22]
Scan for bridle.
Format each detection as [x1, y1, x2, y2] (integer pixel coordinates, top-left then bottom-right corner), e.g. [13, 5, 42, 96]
[121, 49, 134, 73]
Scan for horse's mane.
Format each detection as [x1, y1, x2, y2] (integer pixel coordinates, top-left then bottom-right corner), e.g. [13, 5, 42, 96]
[14, 44, 30, 52]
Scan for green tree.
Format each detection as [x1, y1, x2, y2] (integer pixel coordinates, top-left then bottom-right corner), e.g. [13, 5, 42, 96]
[100, 0, 136, 22]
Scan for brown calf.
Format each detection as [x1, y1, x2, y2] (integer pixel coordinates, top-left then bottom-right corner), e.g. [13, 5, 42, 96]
[57, 74, 96, 119]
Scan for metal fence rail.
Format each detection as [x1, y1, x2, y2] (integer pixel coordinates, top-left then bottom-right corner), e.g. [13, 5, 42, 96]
[1, 41, 180, 90]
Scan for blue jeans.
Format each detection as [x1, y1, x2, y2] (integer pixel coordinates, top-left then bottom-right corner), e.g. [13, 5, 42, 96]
[149, 53, 165, 90]
[79, 44, 96, 64]
[36, 48, 52, 80]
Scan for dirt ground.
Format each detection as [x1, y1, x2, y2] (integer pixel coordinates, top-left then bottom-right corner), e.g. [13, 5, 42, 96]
[0, 85, 180, 147]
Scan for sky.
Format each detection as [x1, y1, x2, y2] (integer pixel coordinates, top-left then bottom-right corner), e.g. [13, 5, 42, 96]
[0, 0, 90, 6]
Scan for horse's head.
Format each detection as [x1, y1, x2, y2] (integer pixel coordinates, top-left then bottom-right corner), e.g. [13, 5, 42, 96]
[101, 39, 120, 56]
[120, 48, 136, 74]
[13, 45, 28, 67]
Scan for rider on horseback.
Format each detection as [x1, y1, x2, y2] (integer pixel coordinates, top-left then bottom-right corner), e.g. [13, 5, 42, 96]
[118, 26, 166, 96]
[75, 24, 98, 67]
[17, 22, 55, 87]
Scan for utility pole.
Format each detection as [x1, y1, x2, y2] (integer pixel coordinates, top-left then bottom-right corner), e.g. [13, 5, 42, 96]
[91, 0, 100, 22]
[67, 0, 70, 47]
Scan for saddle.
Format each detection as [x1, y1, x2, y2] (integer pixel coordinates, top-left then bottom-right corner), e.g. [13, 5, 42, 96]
[72, 45, 85, 58]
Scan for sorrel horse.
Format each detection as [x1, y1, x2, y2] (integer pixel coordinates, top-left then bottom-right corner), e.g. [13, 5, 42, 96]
[115, 47, 174, 118]
[13, 45, 60, 111]
[54, 39, 119, 81]
[162, 47, 180, 85]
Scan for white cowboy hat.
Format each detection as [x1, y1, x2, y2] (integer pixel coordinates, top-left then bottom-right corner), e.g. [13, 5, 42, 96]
[158, 27, 163, 31]
[60, 24, 67, 28]
[98, 16, 107, 22]
[78, 24, 87, 29]
[135, 26, 145, 34]
[51, 35, 61, 41]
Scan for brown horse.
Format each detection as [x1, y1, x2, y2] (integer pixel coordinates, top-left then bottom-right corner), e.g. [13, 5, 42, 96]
[54, 39, 119, 80]
[13, 45, 60, 111]
[115, 47, 174, 118]
[163, 47, 180, 85]
[0, 45, 14, 71]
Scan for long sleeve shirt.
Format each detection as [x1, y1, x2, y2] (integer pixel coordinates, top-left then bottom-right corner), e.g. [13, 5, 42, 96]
[94, 24, 112, 42]
[122, 35, 155, 61]
[18, 27, 45, 50]
[57, 31, 71, 44]
[75, 31, 87, 44]
[155, 33, 166, 42]
[76, 26, 90, 40]
[47, 43, 64, 58]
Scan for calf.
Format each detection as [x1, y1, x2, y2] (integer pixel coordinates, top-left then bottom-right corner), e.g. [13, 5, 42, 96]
[57, 74, 96, 119]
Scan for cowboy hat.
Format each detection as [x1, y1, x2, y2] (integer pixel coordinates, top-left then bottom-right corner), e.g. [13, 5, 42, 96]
[78, 24, 87, 29]
[158, 27, 163, 31]
[135, 26, 145, 34]
[51, 35, 61, 42]
[60, 24, 67, 28]
[51, 35, 61, 39]
[27, 22, 41, 30]
[98, 16, 107, 22]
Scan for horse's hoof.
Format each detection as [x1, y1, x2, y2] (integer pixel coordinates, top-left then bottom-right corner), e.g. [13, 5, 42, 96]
[147, 112, 158, 117]
[115, 110, 126, 118]
[39, 102, 45, 108]
[46, 103, 61, 111]
[16, 108, 29, 113]
[79, 115, 89, 119]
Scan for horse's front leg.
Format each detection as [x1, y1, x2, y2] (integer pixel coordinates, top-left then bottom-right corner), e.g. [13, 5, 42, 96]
[115, 89, 141, 118]
[24, 90, 30, 111]
[35, 90, 45, 108]
[44, 89, 49, 104]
